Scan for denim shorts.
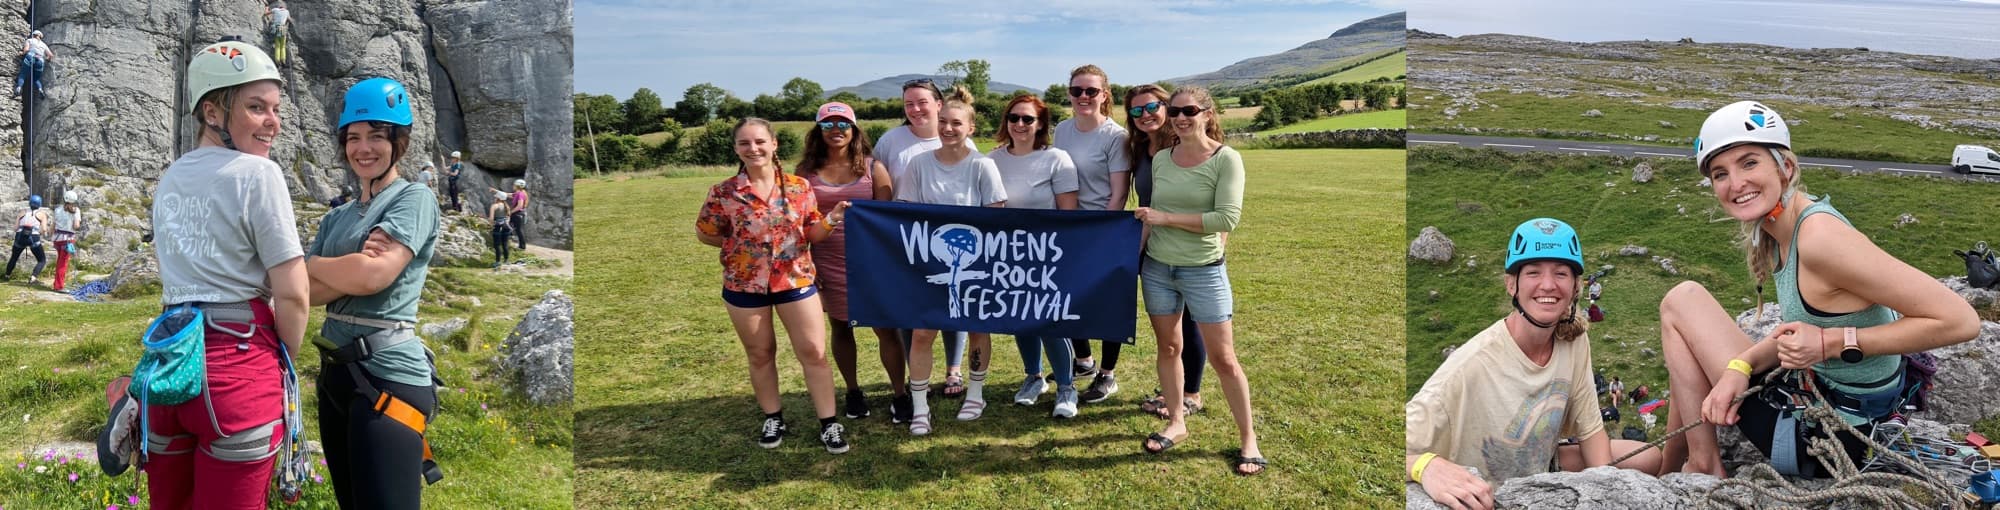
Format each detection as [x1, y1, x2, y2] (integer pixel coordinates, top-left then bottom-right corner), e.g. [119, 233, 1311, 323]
[1140, 256, 1233, 324]
[722, 285, 818, 309]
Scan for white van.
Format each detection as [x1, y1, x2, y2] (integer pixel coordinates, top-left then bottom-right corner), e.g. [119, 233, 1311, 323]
[1953, 144, 2000, 175]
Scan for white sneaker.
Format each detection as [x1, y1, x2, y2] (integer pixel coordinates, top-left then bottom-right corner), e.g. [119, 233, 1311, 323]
[1054, 386, 1079, 419]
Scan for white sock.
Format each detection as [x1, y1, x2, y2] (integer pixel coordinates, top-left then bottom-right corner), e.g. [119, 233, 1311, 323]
[910, 380, 931, 417]
[967, 370, 987, 402]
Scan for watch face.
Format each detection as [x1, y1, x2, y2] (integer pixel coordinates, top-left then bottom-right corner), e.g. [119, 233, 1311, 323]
[1841, 348, 1863, 363]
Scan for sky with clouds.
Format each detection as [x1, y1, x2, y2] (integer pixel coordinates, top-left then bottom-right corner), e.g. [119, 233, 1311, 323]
[575, 0, 1404, 99]
[1408, 0, 2000, 59]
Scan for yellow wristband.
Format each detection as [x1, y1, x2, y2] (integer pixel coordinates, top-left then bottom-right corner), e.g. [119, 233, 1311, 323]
[1411, 452, 1438, 483]
[1727, 359, 1753, 378]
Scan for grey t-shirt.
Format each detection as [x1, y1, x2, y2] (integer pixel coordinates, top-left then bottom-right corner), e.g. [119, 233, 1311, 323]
[987, 147, 1079, 210]
[153, 146, 303, 305]
[1052, 118, 1130, 211]
[312, 180, 441, 387]
[894, 150, 1007, 207]
[873, 125, 977, 191]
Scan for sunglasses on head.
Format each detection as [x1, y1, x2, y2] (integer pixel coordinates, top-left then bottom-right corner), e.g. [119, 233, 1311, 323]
[1068, 86, 1102, 98]
[1166, 105, 1208, 118]
[1127, 101, 1162, 117]
[1005, 113, 1037, 125]
[817, 120, 853, 131]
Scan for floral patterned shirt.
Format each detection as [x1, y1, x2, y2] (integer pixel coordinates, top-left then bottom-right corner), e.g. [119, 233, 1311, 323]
[696, 171, 824, 293]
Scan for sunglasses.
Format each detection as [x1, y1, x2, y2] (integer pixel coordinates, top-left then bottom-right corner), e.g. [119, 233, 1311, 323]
[1127, 101, 1162, 117]
[1068, 87, 1102, 98]
[1166, 105, 1208, 118]
[1005, 114, 1037, 125]
[903, 78, 936, 89]
[817, 121, 853, 131]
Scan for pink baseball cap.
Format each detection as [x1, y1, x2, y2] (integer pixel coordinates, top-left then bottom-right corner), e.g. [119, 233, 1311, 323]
[815, 102, 857, 122]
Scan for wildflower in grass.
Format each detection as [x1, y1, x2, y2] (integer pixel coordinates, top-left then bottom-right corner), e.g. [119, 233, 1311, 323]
[129, 495, 139, 505]
[69, 471, 78, 482]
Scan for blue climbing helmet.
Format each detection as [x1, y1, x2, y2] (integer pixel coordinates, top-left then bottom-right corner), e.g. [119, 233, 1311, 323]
[1505, 218, 1584, 274]
[28, 194, 42, 209]
[336, 77, 413, 130]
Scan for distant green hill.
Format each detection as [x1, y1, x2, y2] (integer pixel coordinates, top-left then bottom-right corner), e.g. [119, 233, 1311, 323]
[1171, 11, 1404, 90]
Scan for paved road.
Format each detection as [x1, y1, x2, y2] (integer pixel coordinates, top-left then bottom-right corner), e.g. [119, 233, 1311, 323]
[1409, 133, 1999, 182]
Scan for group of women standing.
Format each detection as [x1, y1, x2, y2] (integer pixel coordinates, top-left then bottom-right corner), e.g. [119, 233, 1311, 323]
[696, 65, 1266, 475]
[139, 40, 443, 509]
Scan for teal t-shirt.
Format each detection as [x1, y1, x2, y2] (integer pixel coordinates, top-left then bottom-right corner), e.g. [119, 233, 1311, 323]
[311, 180, 442, 387]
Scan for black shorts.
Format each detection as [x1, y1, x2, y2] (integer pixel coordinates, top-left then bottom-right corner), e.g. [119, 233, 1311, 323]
[721, 285, 817, 309]
[1731, 371, 1873, 478]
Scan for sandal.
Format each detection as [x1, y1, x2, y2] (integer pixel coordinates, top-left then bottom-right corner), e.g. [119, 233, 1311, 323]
[1140, 389, 1169, 418]
[910, 412, 932, 436]
[1234, 455, 1268, 476]
[956, 399, 986, 421]
[1143, 431, 1188, 454]
[942, 375, 966, 399]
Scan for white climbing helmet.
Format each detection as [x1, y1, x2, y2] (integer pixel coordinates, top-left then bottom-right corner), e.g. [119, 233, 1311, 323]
[62, 190, 78, 204]
[514, 179, 526, 189]
[422, 161, 435, 169]
[1693, 100, 1790, 177]
[185, 40, 283, 115]
[493, 190, 508, 201]
[450, 151, 462, 158]
[30, 30, 42, 39]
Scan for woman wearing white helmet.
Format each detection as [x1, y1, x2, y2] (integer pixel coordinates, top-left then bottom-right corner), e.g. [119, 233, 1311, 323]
[49, 190, 82, 291]
[509, 178, 529, 250]
[488, 189, 511, 267]
[444, 151, 463, 212]
[305, 76, 443, 509]
[1654, 101, 1978, 478]
[143, 39, 307, 509]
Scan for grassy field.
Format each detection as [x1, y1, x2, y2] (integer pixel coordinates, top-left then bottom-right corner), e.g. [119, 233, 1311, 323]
[1404, 147, 2000, 440]
[1258, 110, 1408, 135]
[1408, 91, 2000, 165]
[1305, 50, 1406, 86]
[574, 149, 1407, 507]
[0, 266, 574, 508]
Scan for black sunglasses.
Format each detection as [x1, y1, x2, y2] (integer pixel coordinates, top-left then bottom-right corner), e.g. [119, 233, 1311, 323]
[817, 121, 853, 131]
[1005, 113, 1037, 125]
[1127, 101, 1162, 117]
[1068, 86, 1101, 98]
[1166, 105, 1208, 118]
[903, 78, 936, 89]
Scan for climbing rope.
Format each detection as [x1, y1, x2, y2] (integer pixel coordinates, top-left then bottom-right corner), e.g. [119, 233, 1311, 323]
[1606, 369, 1973, 509]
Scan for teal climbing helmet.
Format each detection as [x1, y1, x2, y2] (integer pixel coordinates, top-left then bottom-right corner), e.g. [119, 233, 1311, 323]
[1506, 218, 1583, 274]
[336, 77, 413, 130]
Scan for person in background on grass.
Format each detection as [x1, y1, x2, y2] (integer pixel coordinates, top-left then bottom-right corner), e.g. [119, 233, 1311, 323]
[697, 117, 853, 454]
[488, 190, 511, 268]
[1134, 85, 1264, 476]
[1406, 218, 1659, 510]
[49, 190, 82, 291]
[145, 39, 307, 510]
[987, 94, 1081, 418]
[1653, 101, 1977, 479]
[1119, 83, 1213, 418]
[796, 101, 896, 421]
[1054, 64, 1132, 397]
[892, 85, 1006, 435]
[872, 77, 979, 407]
[445, 151, 463, 213]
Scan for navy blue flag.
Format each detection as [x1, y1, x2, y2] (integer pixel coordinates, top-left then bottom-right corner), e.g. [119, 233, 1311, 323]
[845, 200, 1142, 343]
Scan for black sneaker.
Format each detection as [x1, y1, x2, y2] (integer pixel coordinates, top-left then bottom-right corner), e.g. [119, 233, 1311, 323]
[891, 393, 913, 424]
[756, 417, 787, 448]
[820, 423, 850, 454]
[1081, 372, 1119, 403]
[844, 389, 871, 419]
[1072, 359, 1099, 379]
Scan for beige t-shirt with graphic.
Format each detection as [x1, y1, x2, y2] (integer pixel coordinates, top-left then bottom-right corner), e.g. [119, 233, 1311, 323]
[1406, 319, 1604, 482]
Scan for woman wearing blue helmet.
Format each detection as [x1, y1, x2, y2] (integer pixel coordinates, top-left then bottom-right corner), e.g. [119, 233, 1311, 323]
[1654, 101, 1977, 479]
[1407, 218, 1658, 510]
[305, 76, 443, 509]
[5, 194, 50, 283]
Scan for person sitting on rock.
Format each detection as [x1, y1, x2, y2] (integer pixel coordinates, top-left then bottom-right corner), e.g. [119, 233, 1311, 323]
[1654, 101, 1979, 479]
[1407, 218, 1660, 510]
[14, 29, 53, 99]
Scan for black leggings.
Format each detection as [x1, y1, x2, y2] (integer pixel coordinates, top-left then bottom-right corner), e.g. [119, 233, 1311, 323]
[5, 230, 45, 279]
[318, 365, 436, 510]
[492, 225, 511, 263]
[510, 211, 527, 249]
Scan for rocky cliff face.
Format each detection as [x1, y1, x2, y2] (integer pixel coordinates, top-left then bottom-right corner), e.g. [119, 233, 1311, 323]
[17, 0, 570, 271]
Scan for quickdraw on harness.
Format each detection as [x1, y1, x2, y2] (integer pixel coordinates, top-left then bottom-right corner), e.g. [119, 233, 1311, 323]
[274, 341, 313, 504]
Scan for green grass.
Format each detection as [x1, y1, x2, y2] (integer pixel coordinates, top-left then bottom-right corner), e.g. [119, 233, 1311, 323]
[574, 149, 1407, 507]
[1304, 50, 1406, 86]
[0, 269, 574, 509]
[1257, 110, 1408, 135]
[1409, 90, 2000, 165]
[1405, 147, 2000, 441]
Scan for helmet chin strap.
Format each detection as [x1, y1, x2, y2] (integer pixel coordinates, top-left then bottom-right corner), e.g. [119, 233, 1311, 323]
[1764, 147, 1791, 222]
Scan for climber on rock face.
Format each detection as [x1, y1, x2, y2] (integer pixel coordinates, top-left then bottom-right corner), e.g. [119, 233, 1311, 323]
[265, 0, 290, 65]
[14, 29, 53, 99]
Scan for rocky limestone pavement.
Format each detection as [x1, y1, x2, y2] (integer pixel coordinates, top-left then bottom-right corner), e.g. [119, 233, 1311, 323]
[1407, 469, 1726, 509]
[1410, 226, 1455, 262]
[426, 0, 573, 249]
[499, 290, 573, 406]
